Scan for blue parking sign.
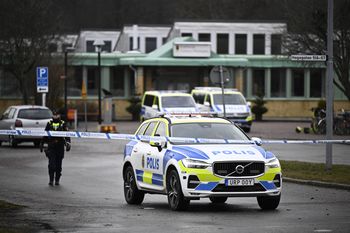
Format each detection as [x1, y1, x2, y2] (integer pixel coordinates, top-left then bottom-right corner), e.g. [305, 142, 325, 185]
[36, 67, 48, 93]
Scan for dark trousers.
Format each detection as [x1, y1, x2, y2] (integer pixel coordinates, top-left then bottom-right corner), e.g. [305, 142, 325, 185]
[47, 146, 64, 182]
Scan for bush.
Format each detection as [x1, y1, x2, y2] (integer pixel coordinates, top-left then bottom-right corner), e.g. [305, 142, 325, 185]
[126, 96, 141, 121]
[251, 93, 268, 121]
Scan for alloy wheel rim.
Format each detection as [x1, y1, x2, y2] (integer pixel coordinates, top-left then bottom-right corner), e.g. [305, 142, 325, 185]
[168, 174, 179, 207]
[125, 171, 134, 200]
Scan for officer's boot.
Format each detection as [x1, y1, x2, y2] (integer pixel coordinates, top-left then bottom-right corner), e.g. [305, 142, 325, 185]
[55, 174, 61, 186]
[49, 173, 54, 186]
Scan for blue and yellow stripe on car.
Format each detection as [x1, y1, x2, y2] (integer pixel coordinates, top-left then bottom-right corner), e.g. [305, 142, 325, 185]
[135, 169, 163, 186]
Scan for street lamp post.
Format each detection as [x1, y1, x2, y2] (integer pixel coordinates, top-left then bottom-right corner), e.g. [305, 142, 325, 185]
[64, 47, 75, 120]
[93, 40, 105, 125]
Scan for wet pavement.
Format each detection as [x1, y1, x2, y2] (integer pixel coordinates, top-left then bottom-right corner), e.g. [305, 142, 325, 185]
[0, 120, 349, 232]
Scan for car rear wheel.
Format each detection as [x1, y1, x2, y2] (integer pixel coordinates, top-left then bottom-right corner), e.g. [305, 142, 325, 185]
[123, 166, 144, 205]
[209, 196, 228, 204]
[166, 169, 189, 211]
[257, 194, 281, 210]
[9, 136, 18, 148]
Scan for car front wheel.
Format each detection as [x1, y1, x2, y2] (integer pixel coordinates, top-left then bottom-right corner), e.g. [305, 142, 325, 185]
[257, 194, 281, 210]
[123, 166, 144, 205]
[166, 169, 189, 211]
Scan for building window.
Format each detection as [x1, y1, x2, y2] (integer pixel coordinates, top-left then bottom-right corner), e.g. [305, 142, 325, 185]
[252, 69, 265, 96]
[102, 41, 112, 52]
[129, 37, 140, 50]
[271, 34, 282, 55]
[181, 33, 192, 37]
[291, 69, 305, 97]
[87, 67, 98, 95]
[110, 67, 124, 96]
[145, 37, 157, 53]
[86, 40, 95, 52]
[270, 69, 286, 97]
[67, 67, 83, 97]
[198, 33, 211, 42]
[310, 69, 325, 98]
[235, 34, 247, 54]
[253, 34, 265, 55]
[162, 37, 167, 44]
[217, 33, 229, 54]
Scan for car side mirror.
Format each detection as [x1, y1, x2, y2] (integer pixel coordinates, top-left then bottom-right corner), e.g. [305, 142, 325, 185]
[251, 137, 262, 146]
[152, 104, 159, 110]
[247, 101, 252, 108]
[204, 101, 210, 107]
[150, 136, 167, 152]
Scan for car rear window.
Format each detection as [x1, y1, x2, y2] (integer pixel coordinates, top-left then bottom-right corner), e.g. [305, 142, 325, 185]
[17, 109, 52, 120]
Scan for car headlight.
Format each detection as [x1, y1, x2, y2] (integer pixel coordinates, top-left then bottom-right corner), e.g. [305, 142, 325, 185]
[265, 158, 280, 169]
[182, 159, 211, 169]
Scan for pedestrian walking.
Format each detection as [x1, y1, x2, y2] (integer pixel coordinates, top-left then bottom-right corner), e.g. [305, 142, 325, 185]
[40, 110, 71, 186]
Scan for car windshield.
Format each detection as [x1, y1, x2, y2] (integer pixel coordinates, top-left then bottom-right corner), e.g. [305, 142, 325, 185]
[213, 94, 246, 105]
[170, 123, 249, 143]
[161, 96, 196, 108]
[17, 109, 52, 120]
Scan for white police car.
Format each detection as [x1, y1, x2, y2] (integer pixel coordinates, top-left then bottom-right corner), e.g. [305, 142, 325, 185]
[191, 87, 253, 132]
[140, 91, 197, 121]
[123, 114, 281, 211]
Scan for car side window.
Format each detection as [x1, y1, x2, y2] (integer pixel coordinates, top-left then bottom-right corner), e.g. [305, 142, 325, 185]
[1, 107, 11, 119]
[193, 93, 205, 104]
[154, 122, 167, 136]
[136, 122, 149, 135]
[8, 108, 16, 119]
[144, 95, 154, 107]
[144, 122, 157, 136]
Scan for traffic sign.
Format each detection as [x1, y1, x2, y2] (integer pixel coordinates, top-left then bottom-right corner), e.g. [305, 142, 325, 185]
[36, 67, 49, 93]
[290, 55, 327, 61]
[209, 66, 232, 84]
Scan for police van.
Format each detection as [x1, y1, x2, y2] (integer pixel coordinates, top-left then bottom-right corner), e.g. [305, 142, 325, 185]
[123, 114, 282, 211]
[140, 91, 197, 121]
[191, 87, 253, 132]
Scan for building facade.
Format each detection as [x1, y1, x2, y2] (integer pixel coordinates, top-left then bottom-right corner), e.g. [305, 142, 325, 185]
[0, 21, 348, 120]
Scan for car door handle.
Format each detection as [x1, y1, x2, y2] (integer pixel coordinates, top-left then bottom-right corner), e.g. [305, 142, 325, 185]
[146, 151, 151, 155]
[133, 148, 138, 152]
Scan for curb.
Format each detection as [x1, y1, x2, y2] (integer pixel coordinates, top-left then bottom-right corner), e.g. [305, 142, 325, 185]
[283, 177, 350, 190]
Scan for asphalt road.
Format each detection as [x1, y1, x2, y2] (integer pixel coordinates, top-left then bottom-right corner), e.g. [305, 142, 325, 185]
[0, 139, 350, 233]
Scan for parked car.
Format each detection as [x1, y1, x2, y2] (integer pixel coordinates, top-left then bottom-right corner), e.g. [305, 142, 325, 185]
[140, 91, 198, 121]
[0, 105, 52, 147]
[191, 87, 253, 132]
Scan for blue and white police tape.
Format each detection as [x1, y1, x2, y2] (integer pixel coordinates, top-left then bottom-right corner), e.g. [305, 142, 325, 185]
[0, 129, 349, 145]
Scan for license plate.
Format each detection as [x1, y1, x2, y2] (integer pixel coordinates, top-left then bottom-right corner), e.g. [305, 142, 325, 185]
[225, 178, 254, 186]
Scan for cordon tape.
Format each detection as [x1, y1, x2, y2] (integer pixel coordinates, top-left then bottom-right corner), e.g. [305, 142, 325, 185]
[0, 129, 349, 145]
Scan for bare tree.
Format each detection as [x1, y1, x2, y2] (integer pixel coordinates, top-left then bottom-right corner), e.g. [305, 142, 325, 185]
[0, 0, 62, 104]
[283, 0, 350, 100]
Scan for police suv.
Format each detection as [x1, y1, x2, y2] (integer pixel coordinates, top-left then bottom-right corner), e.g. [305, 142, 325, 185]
[191, 87, 253, 132]
[123, 114, 282, 211]
[140, 91, 197, 121]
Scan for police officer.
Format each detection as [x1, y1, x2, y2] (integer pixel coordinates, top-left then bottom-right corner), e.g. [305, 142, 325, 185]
[41, 110, 71, 186]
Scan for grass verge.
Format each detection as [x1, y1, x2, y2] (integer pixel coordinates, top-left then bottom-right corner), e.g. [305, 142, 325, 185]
[281, 160, 350, 185]
[0, 200, 23, 210]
